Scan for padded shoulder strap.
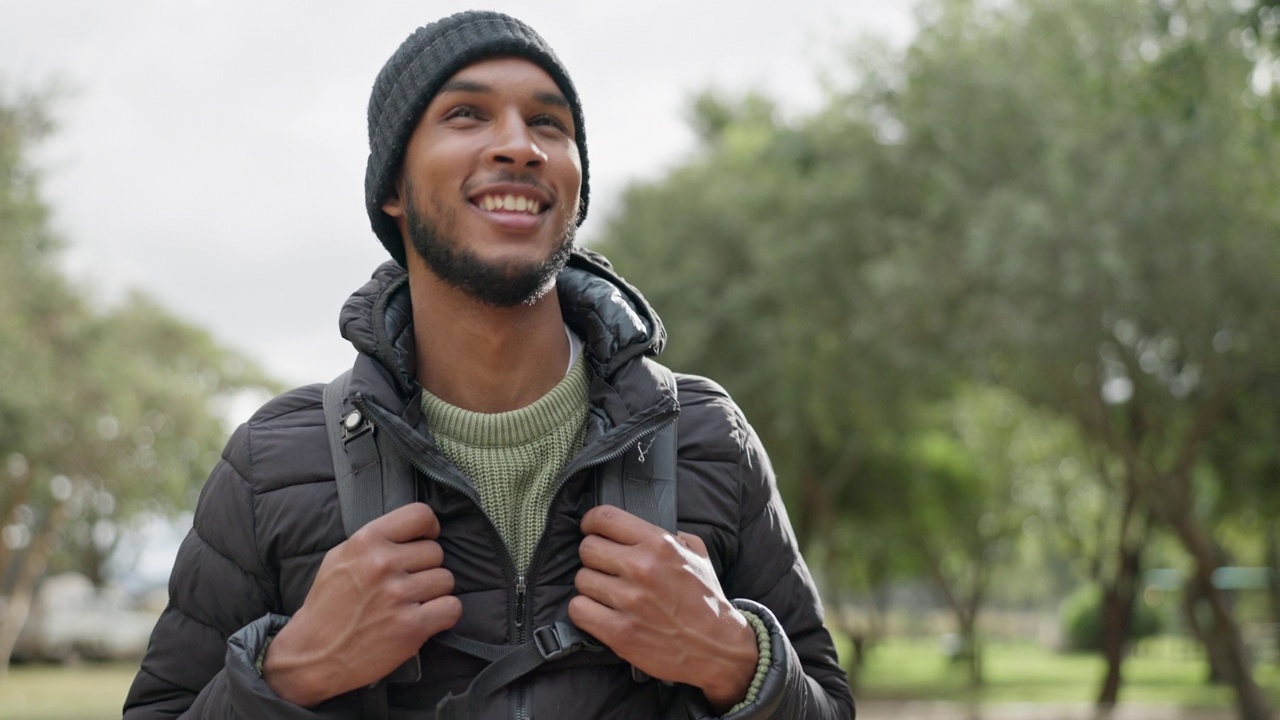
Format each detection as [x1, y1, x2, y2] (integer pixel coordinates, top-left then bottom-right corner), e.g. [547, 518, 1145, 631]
[597, 361, 679, 532]
[324, 369, 379, 535]
[323, 369, 420, 717]
[324, 368, 418, 536]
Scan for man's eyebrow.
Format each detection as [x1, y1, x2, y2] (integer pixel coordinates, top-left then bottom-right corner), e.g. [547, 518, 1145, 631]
[533, 91, 570, 110]
[437, 79, 570, 111]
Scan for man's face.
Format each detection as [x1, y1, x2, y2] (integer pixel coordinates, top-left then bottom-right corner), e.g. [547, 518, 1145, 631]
[384, 56, 582, 307]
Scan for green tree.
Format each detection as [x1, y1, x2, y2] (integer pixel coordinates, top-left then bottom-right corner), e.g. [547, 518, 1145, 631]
[0, 86, 275, 672]
[596, 1, 1280, 716]
[876, 0, 1280, 716]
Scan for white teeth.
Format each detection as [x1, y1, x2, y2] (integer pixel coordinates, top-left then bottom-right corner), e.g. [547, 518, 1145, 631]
[477, 194, 541, 214]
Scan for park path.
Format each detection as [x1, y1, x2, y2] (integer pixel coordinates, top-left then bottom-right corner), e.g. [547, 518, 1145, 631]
[855, 701, 1235, 720]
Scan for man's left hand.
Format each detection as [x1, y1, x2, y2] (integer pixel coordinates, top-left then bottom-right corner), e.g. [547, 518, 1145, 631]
[569, 505, 760, 713]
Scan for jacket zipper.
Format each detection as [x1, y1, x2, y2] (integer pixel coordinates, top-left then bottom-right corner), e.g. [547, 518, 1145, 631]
[511, 412, 676, 720]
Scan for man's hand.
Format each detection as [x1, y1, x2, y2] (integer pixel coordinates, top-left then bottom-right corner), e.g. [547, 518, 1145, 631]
[569, 505, 759, 713]
[263, 502, 461, 706]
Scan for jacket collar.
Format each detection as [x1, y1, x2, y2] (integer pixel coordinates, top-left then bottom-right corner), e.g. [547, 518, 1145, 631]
[338, 248, 668, 400]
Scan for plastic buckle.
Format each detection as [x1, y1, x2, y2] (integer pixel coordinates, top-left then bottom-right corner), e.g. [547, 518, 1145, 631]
[533, 621, 599, 660]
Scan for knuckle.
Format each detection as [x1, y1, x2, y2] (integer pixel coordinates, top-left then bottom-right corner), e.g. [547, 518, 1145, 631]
[629, 553, 660, 583]
[365, 551, 397, 578]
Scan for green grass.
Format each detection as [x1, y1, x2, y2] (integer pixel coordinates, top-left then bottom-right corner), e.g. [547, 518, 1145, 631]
[0, 662, 139, 720]
[857, 636, 1280, 708]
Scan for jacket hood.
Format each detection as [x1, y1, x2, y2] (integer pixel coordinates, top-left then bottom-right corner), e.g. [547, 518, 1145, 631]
[338, 248, 667, 397]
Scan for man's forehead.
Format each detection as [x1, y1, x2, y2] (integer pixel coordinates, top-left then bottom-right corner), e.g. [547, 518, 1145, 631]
[441, 56, 565, 93]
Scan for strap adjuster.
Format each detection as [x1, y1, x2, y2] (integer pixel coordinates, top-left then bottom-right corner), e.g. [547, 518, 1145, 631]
[532, 621, 601, 660]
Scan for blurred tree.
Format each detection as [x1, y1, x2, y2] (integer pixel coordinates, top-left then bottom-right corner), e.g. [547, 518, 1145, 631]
[0, 86, 275, 672]
[876, 0, 1280, 715]
[899, 385, 1044, 686]
[596, 0, 1279, 716]
[595, 87, 945, 690]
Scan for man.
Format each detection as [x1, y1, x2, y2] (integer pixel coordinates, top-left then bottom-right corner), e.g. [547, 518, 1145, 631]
[124, 10, 854, 720]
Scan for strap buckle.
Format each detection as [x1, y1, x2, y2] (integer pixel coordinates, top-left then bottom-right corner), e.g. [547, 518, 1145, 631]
[532, 621, 601, 660]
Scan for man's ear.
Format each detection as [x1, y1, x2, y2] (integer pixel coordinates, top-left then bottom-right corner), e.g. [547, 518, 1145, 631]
[382, 177, 406, 219]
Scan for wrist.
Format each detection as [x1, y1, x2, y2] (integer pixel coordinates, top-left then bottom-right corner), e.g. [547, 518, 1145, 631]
[698, 609, 761, 713]
[261, 621, 340, 707]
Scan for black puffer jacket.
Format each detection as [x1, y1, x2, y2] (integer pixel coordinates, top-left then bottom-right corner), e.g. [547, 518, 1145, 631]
[124, 250, 854, 720]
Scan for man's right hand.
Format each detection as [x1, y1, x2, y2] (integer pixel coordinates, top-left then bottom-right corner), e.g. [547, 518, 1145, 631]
[262, 502, 461, 707]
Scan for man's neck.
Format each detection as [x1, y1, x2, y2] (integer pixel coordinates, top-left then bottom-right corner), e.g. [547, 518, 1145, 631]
[407, 263, 570, 414]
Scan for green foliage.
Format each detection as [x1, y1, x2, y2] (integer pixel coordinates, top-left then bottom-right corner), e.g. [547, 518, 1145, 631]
[1059, 586, 1164, 653]
[0, 84, 276, 589]
[595, 5, 1280, 707]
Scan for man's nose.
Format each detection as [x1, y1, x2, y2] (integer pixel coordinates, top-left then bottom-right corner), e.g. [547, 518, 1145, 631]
[486, 112, 548, 168]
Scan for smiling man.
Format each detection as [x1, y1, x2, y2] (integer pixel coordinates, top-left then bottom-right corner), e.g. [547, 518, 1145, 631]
[123, 11, 854, 720]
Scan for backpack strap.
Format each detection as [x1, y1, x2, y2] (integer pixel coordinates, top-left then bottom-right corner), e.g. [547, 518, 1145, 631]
[324, 368, 419, 535]
[322, 369, 420, 720]
[597, 360, 677, 531]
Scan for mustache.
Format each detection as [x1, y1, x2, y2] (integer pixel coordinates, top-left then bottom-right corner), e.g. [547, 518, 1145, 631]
[464, 172, 556, 201]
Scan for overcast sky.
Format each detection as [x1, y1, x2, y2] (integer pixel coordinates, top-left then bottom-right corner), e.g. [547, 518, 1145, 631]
[2, 0, 916, 419]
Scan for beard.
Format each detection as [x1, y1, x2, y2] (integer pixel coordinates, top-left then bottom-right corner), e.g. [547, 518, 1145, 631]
[403, 183, 576, 308]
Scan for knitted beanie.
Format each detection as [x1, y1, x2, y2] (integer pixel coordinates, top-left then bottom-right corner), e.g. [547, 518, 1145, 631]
[364, 11, 590, 267]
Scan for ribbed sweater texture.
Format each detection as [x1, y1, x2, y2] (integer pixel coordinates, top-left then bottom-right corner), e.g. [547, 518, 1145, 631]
[420, 355, 590, 573]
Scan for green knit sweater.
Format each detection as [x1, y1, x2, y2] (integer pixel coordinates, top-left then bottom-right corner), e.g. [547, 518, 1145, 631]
[420, 355, 590, 573]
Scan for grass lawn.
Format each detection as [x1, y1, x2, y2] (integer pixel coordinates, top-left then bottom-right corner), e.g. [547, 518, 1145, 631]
[1, 637, 1278, 718]
[857, 636, 1280, 708]
[0, 662, 140, 720]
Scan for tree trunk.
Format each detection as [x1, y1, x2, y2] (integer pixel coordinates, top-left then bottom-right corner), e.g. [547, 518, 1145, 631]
[922, 547, 985, 688]
[1267, 526, 1280, 666]
[1095, 489, 1146, 702]
[1168, 513, 1273, 720]
[958, 612, 982, 687]
[0, 501, 68, 676]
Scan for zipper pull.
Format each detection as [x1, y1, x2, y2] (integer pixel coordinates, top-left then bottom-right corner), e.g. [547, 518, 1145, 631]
[515, 575, 527, 629]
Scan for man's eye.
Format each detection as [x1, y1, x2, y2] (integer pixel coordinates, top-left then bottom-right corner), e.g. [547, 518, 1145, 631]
[532, 115, 569, 133]
[445, 106, 479, 120]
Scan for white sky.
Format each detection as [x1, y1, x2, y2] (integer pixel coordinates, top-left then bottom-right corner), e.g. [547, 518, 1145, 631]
[2, 1, 916, 418]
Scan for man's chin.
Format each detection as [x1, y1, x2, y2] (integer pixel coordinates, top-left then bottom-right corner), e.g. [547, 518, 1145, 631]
[403, 197, 575, 307]
[426, 250, 569, 308]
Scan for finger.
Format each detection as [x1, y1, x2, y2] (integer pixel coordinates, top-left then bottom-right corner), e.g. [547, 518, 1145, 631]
[415, 595, 463, 638]
[574, 566, 635, 610]
[567, 594, 621, 645]
[581, 504, 661, 545]
[398, 539, 445, 573]
[366, 502, 440, 543]
[400, 567, 455, 603]
[578, 533, 629, 575]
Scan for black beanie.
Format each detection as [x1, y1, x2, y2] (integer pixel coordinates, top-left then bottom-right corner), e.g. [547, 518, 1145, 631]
[364, 11, 589, 267]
